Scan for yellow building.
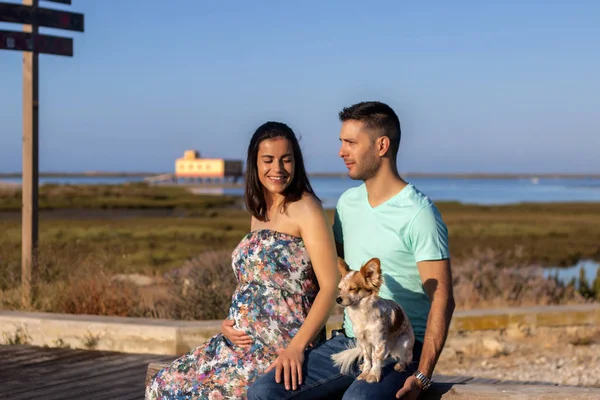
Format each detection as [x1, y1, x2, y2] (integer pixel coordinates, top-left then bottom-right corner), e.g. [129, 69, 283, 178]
[175, 150, 243, 181]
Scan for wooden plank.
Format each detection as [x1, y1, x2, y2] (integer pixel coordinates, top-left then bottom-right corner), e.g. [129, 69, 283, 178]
[1, 353, 129, 394]
[145, 361, 170, 386]
[7, 358, 156, 399]
[0, 344, 41, 357]
[0, 345, 170, 400]
[0, 346, 84, 363]
[51, 369, 148, 400]
[432, 375, 474, 384]
[0, 347, 100, 370]
[7, 348, 111, 371]
[6, 345, 599, 400]
[523, 380, 560, 386]
[16, 352, 124, 376]
[467, 377, 502, 384]
[0, 2, 85, 32]
[5, 357, 147, 394]
[81, 385, 144, 400]
[79, 385, 144, 400]
[0, 29, 74, 56]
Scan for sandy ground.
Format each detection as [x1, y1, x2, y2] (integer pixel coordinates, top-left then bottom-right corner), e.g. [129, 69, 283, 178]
[434, 325, 600, 387]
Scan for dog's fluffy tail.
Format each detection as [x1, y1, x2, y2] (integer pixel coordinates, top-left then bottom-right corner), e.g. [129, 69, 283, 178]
[331, 340, 363, 375]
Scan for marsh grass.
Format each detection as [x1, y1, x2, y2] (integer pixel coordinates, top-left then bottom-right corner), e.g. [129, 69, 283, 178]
[160, 250, 238, 320]
[1, 184, 600, 317]
[1, 245, 595, 319]
[2, 201, 599, 276]
[0, 182, 241, 211]
[452, 248, 587, 309]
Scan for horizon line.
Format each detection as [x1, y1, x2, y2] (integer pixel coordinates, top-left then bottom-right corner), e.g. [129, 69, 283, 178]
[2, 171, 600, 180]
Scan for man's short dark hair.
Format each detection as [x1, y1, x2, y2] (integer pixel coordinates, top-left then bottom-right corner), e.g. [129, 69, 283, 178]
[339, 101, 401, 159]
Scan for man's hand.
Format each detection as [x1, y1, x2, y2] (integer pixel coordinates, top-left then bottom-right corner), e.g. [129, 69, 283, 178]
[265, 346, 305, 391]
[395, 375, 422, 399]
[220, 319, 252, 348]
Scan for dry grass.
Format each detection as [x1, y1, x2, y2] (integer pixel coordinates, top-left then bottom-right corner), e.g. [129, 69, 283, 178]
[452, 248, 588, 310]
[1, 184, 600, 318]
[157, 250, 238, 320]
[0, 243, 141, 315]
[1, 245, 597, 320]
[0, 248, 239, 320]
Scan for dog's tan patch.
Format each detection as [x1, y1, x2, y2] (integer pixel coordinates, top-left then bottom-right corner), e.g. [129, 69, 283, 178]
[337, 257, 350, 278]
[390, 303, 406, 335]
[359, 258, 382, 292]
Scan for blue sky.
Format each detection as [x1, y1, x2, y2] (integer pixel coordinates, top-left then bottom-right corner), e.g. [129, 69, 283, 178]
[1, 0, 598, 174]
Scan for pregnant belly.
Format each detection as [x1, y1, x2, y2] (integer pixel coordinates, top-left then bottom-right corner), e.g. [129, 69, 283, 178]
[228, 285, 306, 347]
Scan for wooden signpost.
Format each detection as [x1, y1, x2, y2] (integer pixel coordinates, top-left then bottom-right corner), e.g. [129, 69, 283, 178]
[0, 0, 84, 307]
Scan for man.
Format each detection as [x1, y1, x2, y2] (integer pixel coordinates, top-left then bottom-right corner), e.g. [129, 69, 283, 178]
[248, 101, 455, 399]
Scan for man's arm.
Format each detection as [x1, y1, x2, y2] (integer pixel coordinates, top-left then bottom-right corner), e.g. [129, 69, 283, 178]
[397, 205, 452, 399]
[415, 258, 455, 379]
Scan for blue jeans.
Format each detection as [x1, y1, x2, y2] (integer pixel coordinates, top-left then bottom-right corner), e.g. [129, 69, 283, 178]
[247, 330, 423, 400]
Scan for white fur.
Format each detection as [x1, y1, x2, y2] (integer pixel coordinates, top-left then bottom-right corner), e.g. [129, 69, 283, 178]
[331, 258, 415, 383]
[332, 340, 363, 375]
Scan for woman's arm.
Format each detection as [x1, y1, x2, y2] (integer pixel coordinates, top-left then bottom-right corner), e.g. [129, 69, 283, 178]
[265, 195, 340, 390]
[288, 195, 339, 349]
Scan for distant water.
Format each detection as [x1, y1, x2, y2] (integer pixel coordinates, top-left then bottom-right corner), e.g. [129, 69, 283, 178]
[203, 176, 600, 209]
[543, 259, 600, 288]
[303, 176, 600, 209]
[4, 176, 600, 209]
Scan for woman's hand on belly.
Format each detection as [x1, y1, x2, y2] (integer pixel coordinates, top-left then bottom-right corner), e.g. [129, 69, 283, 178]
[220, 319, 253, 349]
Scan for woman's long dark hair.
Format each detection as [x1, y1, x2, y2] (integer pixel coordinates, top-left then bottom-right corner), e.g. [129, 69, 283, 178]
[244, 121, 319, 222]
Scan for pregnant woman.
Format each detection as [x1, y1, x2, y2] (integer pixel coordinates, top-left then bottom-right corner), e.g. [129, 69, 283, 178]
[145, 121, 339, 399]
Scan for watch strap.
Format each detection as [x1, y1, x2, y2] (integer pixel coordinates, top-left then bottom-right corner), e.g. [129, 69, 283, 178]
[413, 370, 432, 390]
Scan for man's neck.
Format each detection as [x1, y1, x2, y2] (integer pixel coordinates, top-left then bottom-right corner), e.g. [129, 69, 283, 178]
[364, 165, 408, 208]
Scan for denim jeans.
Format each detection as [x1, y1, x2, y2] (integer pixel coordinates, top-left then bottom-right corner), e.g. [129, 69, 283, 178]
[247, 330, 423, 400]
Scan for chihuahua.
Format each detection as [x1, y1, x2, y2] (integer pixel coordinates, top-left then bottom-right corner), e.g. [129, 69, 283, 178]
[331, 257, 415, 383]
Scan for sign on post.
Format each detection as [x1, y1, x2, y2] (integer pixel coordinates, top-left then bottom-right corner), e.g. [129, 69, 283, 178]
[0, 29, 73, 56]
[0, 0, 84, 308]
[0, 2, 84, 32]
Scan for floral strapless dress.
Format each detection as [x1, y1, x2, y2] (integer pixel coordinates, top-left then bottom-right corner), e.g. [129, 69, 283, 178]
[145, 229, 322, 400]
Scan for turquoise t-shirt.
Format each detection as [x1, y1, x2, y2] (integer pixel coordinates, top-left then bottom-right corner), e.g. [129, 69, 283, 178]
[332, 183, 449, 343]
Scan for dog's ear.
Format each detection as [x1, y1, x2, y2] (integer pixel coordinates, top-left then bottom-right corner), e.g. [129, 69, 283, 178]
[360, 258, 382, 290]
[337, 257, 350, 278]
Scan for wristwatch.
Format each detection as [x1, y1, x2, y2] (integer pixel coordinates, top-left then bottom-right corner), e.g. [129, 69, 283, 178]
[413, 370, 432, 390]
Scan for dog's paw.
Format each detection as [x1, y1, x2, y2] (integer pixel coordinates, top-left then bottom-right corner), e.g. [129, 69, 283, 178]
[364, 372, 381, 383]
[356, 371, 369, 381]
[394, 361, 408, 372]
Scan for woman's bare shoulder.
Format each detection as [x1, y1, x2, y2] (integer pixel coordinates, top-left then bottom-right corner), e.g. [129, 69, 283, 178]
[287, 193, 324, 218]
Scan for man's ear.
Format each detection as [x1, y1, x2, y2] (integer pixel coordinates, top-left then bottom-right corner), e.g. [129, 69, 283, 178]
[360, 258, 382, 289]
[377, 136, 390, 157]
[337, 257, 350, 278]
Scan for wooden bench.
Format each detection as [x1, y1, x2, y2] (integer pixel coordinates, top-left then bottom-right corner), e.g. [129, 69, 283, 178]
[145, 362, 600, 399]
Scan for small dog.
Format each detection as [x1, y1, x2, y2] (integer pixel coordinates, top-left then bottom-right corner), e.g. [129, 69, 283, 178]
[331, 257, 415, 383]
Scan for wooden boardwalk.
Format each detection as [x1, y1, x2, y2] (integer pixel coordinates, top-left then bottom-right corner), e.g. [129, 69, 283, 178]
[0, 344, 564, 400]
[0, 345, 172, 400]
